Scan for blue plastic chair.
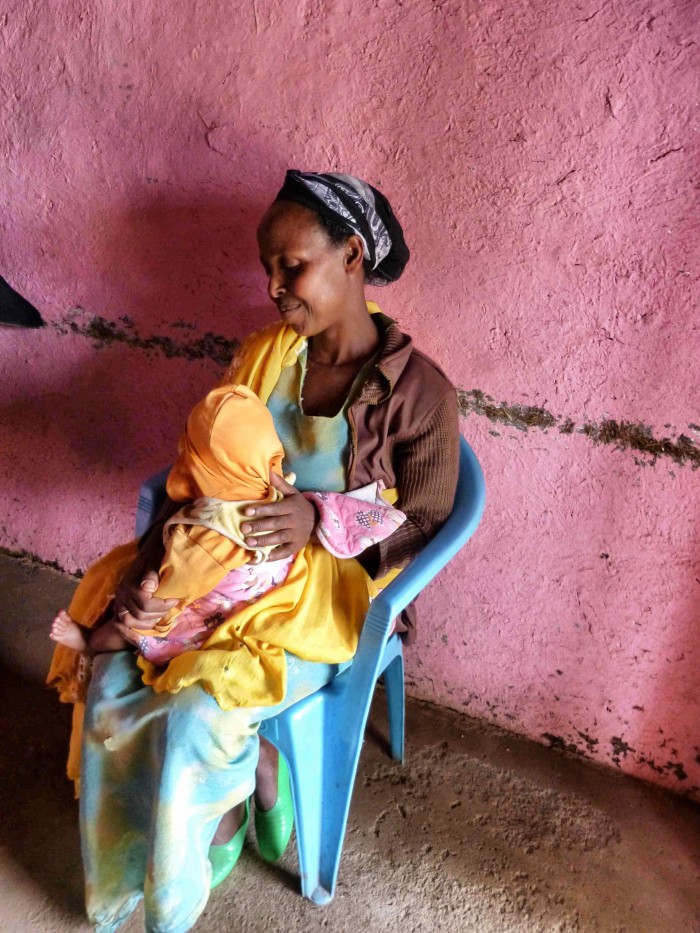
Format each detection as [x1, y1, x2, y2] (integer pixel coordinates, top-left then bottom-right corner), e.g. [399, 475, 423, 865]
[135, 466, 171, 539]
[135, 436, 485, 905]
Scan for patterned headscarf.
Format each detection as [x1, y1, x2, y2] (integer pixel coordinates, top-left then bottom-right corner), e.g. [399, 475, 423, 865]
[274, 170, 410, 286]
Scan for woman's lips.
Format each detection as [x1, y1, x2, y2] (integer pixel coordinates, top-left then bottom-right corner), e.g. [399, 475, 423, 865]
[278, 303, 301, 317]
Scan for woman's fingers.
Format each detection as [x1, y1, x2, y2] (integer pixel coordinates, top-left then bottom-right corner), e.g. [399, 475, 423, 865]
[242, 513, 288, 535]
[117, 607, 164, 628]
[139, 571, 160, 593]
[242, 500, 292, 541]
[270, 471, 297, 495]
[266, 543, 297, 561]
[115, 596, 162, 625]
[115, 576, 178, 626]
[242, 480, 316, 552]
[118, 591, 175, 621]
[243, 498, 292, 520]
[244, 529, 291, 547]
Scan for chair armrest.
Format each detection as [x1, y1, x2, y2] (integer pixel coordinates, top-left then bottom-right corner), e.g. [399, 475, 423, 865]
[331, 437, 484, 759]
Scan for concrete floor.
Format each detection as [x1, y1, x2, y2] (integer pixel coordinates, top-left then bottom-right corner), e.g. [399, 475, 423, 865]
[1, 553, 699, 933]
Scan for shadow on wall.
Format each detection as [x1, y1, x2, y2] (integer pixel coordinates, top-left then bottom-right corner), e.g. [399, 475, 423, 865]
[628, 576, 700, 794]
[1, 191, 282, 546]
[92, 193, 277, 337]
[590, 470, 700, 796]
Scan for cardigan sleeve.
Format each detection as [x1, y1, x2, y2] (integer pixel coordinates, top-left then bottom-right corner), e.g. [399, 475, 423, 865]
[368, 388, 460, 578]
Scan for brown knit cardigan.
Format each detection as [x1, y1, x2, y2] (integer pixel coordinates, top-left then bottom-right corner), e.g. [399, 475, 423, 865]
[346, 314, 460, 638]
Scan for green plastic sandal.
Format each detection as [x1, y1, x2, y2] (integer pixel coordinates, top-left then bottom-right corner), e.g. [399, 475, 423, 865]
[255, 753, 294, 863]
[209, 798, 249, 890]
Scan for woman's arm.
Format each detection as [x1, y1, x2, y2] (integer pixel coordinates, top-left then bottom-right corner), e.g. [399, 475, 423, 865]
[360, 389, 460, 579]
[242, 392, 460, 578]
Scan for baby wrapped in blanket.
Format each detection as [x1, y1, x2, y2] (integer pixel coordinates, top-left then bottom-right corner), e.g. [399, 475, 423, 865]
[50, 384, 405, 672]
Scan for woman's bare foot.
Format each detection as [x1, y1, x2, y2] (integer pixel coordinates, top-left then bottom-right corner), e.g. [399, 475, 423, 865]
[211, 739, 280, 844]
[255, 737, 279, 811]
[211, 801, 247, 844]
[50, 610, 88, 652]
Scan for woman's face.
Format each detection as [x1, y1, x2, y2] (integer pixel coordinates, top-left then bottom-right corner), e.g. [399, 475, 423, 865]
[257, 201, 363, 338]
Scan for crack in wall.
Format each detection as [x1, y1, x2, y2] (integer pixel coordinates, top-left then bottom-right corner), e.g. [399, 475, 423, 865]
[50, 312, 700, 469]
[581, 420, 699, 468]
[459, 389, 558, 432]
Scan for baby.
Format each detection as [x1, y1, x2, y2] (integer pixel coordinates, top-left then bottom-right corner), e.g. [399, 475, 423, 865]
[50, 384, 405, 666]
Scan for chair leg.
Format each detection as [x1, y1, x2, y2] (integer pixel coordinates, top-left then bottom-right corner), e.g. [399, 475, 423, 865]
[264, 700, 326, 903]
[261, 639, 403, 905]
[383, 654, 405, 763]
[281, 690, 374, 905]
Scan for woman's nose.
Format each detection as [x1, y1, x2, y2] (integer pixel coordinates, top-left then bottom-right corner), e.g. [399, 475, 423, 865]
[267, 269, 285, 300]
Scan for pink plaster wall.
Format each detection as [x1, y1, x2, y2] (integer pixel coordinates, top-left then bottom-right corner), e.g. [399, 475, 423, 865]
[2, 0, 699, 797]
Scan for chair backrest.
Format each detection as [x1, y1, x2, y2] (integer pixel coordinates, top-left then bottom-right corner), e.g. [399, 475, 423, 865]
[363, 435, 485, 640]
[135, 466, 171, 538]
[341, 434, 485, 698]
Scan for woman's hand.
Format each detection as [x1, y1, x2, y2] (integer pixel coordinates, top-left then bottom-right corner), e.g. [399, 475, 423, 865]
[112, 509, 178, 632]
[114, 570, 178, 631]
[241, 472, 316, 561]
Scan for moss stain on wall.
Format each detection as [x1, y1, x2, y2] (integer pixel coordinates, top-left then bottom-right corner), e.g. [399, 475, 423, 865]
[458, 389, 700, 469]
[53, 310, 239, 367]
[51, 314, 700, 470]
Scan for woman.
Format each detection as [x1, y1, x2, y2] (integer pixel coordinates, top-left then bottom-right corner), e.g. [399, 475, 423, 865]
[51, 171, 459, 932]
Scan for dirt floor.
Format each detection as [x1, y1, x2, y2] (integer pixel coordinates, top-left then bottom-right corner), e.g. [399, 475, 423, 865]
[1, 552, 699, 933]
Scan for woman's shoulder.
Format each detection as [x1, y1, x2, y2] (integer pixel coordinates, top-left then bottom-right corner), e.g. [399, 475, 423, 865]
[239, 320, 287, 352]
[220, 321, 293, 386]
[381, 318, 456, 402]
[405, 344, 455, 391]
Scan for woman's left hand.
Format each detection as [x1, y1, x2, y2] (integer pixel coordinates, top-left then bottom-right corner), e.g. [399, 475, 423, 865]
[242, 472, 317, 560]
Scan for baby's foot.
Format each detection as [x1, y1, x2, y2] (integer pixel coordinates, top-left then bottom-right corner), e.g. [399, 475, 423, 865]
[50, 610, 88, 652]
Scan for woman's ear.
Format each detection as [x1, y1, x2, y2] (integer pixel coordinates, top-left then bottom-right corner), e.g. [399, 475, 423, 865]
[344, 235, 365, 274]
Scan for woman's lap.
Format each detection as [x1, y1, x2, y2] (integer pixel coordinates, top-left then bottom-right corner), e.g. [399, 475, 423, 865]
[81, 649, 344, 932]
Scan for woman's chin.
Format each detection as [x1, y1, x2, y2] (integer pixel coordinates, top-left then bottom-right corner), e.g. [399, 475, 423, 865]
[287, 315, 309, 335]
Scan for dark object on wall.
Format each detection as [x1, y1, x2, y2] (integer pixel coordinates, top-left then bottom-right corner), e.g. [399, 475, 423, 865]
[0, 275, 45, 327]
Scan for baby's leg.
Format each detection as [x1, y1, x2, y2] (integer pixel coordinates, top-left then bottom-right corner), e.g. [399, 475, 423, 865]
[88, 619, 129, 653]
[50, 609, 128, 654]
[50, 609, 89, 652]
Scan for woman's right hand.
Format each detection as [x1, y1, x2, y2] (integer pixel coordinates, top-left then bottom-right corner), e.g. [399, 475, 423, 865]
[114, 570, 178, 630]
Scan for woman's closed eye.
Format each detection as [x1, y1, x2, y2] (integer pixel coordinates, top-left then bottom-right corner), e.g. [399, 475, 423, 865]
[259, 260, 302, 276]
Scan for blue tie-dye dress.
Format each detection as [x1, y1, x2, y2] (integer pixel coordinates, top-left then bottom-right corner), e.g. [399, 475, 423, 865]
[80, 349, 362, 932]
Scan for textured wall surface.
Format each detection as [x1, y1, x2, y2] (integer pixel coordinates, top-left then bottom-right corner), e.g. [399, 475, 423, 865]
[1, 0, 699, 797]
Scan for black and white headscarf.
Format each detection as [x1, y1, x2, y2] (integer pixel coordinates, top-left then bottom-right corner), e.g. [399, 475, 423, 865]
[274, 170, 410, 286]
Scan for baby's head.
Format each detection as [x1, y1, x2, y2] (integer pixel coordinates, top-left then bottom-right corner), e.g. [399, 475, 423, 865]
[183, 385, 283, 501]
